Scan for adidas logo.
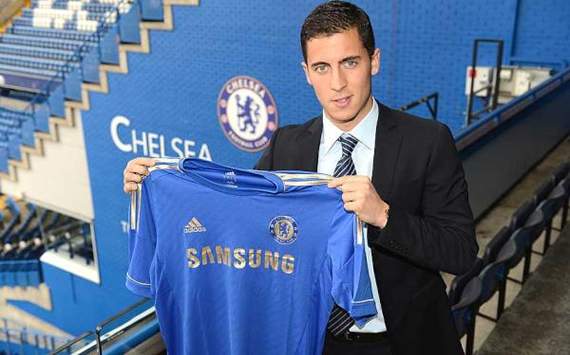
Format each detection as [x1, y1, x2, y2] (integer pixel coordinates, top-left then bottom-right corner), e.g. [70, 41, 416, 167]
[184, 217, 207, 234]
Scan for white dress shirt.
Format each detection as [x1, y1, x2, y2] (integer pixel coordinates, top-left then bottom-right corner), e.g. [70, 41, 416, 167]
[317, 98, 387, 333]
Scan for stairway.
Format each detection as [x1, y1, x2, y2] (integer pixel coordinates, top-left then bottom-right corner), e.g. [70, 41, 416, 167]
[0, 0, 199, 181]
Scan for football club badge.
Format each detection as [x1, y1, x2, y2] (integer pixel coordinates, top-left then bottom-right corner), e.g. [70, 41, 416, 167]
[217, 76, 279, 152]
[269, 216, 299, 245]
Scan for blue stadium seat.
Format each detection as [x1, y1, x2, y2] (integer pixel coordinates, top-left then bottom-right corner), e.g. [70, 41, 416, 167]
[9, 26, 101, 42]
[551, 161, 570, 184]
[0, 33, 86, 52]
[533, 179, 555, 205]
[451, 277, 481, 355]
[0, 143, 9, 172]
[448, 257, 483, 306]
[472, 243, 514, 323]
[0, 62, 58, 78]
[481, 226, 512, 266]
[0, 43, 77, 62]
[508, 198, 536, 232]
[537, 179, 568, 254]
[518, 209, 545, 281]
[0, 53, 81, 75]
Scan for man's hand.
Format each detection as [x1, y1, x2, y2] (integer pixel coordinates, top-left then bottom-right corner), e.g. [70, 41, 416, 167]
[123, 158, 156, 193]
[328, 175, 390, 229]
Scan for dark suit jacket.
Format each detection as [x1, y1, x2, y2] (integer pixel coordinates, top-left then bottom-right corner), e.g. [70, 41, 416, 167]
[255, 103, 478, 355]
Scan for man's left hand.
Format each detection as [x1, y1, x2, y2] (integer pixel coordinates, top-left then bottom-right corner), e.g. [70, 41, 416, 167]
[328, 175, 390, 229]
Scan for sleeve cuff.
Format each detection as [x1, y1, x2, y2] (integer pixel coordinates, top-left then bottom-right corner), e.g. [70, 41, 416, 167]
[125, 273, 153, 298]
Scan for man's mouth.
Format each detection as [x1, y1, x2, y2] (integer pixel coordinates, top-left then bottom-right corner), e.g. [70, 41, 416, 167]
[332, 96, 352, 108]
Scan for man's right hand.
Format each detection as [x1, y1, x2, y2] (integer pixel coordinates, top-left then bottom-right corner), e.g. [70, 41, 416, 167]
[123, 158, 156, 193]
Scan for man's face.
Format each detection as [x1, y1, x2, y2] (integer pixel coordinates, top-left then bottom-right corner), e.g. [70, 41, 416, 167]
[303, 28, 380, 131]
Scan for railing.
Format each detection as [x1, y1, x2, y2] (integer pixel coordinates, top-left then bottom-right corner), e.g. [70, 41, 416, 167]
[51, 298, 157, 354]
[399, 92, 439, 120]
[465, 39, 504, 126]
[456, 65, 570, 150]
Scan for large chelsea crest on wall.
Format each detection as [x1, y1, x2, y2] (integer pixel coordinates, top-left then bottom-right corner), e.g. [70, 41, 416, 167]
[217, 76, 279, 152]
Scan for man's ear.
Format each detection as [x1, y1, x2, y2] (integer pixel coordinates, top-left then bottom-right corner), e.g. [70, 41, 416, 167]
[370, 48, 381, 76]
[301, 61, 313, 86]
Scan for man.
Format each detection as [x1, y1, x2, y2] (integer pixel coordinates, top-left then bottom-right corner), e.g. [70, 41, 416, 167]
[123, 2, 477, 354]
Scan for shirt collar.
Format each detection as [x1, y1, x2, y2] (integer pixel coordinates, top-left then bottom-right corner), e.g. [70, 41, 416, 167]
[321, 98, 379, 154]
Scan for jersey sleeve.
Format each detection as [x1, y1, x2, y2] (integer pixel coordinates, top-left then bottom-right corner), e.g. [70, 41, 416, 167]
[328, 208, 377, 326]
[126, 180, 157, 298]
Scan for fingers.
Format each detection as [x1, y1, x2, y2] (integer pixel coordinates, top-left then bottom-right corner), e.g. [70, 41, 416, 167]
[123, 157, 156, 194]
[125, 172, 144, 184]
[341, 191, 360, 203]
[328, 176, 348, 188]
[132, 157, 157, 167]
[128, 163, 151, 176]
[342, 201, 358, 213]
[123, 182, 138, 194]
[328, 175, 369, 188]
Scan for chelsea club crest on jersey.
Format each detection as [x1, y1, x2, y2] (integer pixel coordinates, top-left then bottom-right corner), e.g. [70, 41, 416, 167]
[217, 76, 279, 152]
[269, 216, 299, 245]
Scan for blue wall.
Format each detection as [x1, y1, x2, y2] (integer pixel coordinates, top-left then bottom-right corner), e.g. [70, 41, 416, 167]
[373, 0, 570, 133]
[14, 0, 570, 335]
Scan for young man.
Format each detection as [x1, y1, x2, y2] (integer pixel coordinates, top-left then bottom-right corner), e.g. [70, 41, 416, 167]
[124, 2, 477, 354]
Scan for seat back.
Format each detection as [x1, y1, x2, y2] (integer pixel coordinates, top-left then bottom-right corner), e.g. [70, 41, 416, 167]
[508, 199, 536, 231]
[478, 258, 509, 305]
[500, 228, 531, 270]
[451, 277, 482, 337]
[538, 183, 567, 221]
[551, 161, 569, 184]
[522, 208, 545, 244]
[482, 226, 511, 265]
[534, 179, 555, 205]
[449, 257, 483, 305]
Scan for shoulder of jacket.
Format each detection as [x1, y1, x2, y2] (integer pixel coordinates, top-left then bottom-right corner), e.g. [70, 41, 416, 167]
[273, 116, 321, 139]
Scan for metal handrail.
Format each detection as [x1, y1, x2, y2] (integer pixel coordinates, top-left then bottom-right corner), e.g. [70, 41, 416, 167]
[50, 299, 154, 354]
[465, 39, 504, 126]
[399, 92, 439, 120]
[50, 330, 96, 354]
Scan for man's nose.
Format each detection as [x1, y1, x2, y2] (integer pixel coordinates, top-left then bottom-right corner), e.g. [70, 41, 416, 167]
[331, 68, 347, 92]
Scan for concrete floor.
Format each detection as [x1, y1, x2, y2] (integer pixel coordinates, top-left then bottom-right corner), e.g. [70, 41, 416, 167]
[448, 136, 570, 353]
[477, 224, 570, 355]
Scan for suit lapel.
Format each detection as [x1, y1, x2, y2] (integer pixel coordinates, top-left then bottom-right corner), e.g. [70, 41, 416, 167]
[295, 117, 322, 172]
[372, 103, 402, 201]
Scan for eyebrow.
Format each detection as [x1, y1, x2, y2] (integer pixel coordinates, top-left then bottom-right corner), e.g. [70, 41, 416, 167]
[340, 56, 361, 63]
[310, 56, 362, 70]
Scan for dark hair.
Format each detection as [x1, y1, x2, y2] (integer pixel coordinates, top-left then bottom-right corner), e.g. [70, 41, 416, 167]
[300, 1, 375, 62]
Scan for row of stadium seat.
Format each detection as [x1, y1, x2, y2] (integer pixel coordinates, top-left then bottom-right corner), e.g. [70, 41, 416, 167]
[33, 0, 119, 11]
[0, 196, 94, 287]
[0, 106, 49, 171]
[0, 317, 70, 353]
[0, 43, 77, 62]
[449, 161, 570, 355]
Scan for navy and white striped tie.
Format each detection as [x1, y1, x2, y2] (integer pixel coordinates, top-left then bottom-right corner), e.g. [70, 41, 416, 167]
[327, 133, 359, 336]
[333, 134, 358, 177]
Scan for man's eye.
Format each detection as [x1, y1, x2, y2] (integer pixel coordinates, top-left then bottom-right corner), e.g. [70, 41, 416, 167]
[343, 60, 358, 68]
[314, 65, 328, 73]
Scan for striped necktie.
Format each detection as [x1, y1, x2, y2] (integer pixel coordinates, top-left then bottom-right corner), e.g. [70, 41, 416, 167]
[327, 133, 358, 336]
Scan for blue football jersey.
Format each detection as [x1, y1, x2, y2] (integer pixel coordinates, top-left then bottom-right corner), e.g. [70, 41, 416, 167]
[126, 158, 376, 355]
